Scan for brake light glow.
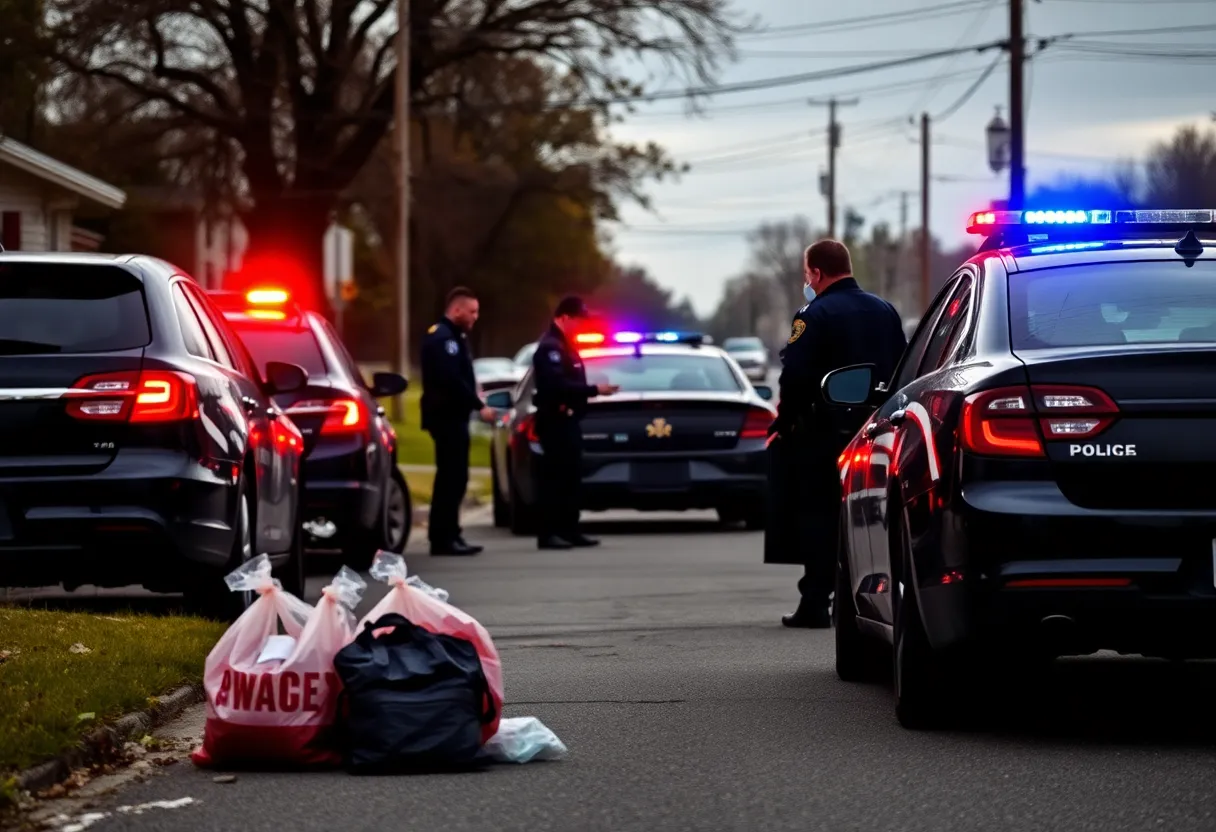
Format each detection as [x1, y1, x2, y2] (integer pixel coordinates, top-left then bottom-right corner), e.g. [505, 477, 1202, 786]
[66, 371, 199, 422]
[286, 398, 368, 435]
[515, 412, 539, 442]
[247, 288, 290, 305]
[740, 406, 774, 439]
[960, 384, 1118, 457]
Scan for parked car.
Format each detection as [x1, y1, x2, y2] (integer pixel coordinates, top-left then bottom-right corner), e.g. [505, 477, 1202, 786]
[512, 341, 538, 370]
[0, 253, 307, 618]
[487, 329, 775, 532]
[209, 288, 411, 569]
[474, 356, 525, 396]
[721, 336, 770, 382]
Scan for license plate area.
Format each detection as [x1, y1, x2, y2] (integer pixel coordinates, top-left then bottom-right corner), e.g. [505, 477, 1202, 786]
[631, 461, 690, 489]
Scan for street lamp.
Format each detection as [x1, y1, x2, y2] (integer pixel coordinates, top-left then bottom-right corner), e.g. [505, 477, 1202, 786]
[986, 106, 1010, 175]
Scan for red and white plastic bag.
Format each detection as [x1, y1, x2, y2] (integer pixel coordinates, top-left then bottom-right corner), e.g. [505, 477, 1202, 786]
[192, 557, 366, 768]
[361, 552, 504, 741]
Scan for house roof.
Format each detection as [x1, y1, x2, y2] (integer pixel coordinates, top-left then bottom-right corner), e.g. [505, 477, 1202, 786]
[0, 136, 126, 210]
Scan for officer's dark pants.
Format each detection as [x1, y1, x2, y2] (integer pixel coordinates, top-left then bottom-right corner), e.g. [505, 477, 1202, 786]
[795, 445, 843, 612]
[536, 414, 582, 541]
[427, 421, 470, 545]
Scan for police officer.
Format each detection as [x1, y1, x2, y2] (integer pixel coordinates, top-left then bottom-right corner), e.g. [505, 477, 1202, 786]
[764, 239, 908, 628]
[531, 296, 619, 550]
[420, 286, 496, 556]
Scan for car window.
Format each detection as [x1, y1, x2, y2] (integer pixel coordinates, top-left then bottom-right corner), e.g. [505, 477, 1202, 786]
[0, 263, 151, 354]
[180, 283, 234, 370]
[1009, 260, 1216, 348]
[475, 358, 516, 376]
[231, 323, 329, 378]
[917, 274, 974, 375]
[890, 277, 959, 391]
[581, 352, 742, 392]
[189, 287, 258, 379]
[723, 337, 763, 352]
[316, 318, 364, 386]
[171, 284, 215, 360]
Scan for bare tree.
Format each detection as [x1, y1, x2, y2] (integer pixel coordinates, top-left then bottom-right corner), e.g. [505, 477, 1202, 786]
[41, 0, 741, 298]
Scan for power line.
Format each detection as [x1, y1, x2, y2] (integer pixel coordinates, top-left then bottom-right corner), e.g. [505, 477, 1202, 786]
[1058, 22, 1216, 38]
[742, 0, 992, 39]
[908, 0, 1002, 115]
[933, 54, 1003, 121]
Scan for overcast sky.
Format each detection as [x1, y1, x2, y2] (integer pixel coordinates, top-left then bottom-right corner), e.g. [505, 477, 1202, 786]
[603, 0, 1216, 317]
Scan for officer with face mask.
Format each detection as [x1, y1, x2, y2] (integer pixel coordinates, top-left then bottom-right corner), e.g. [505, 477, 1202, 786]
[764, 239, 908, 628]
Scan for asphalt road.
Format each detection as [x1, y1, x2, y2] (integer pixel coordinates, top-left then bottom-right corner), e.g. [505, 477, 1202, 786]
[35, 511, 1216, 832]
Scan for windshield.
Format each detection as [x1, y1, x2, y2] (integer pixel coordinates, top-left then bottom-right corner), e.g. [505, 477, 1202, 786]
[230, 324, 329, 377]
[0, 263, 150, 354]
[723, 337, 763, 352]
[582, 352, 742, 393]
[1009, 260, 1216, 349]
[513, 342, 538, 366]
[475, 358, 516, 377]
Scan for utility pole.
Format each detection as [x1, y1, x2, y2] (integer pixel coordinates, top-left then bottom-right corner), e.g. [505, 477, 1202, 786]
[810, 97, 859, 238]
[1009, 0, 1026, 209]
[899, 190, 909, 242]
[391, 0, 411, 422]
[920, 113, 931, 313]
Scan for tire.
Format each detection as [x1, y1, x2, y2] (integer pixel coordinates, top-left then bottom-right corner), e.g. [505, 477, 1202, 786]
[492, 463, 509, 528]
[834, 523, 886, 683]
[187, 482, 254, 622]
[345, 469, 410, 572]
[891, 505, 953, 730]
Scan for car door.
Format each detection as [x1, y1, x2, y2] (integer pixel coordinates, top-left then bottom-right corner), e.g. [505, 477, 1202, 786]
[856, 271, 976, 625]
[179, 281, 291, 554]
[316, 316, 392, 495]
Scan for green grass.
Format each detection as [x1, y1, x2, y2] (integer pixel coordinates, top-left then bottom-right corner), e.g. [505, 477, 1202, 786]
[0, 608, 224, 779]
[390, 388, 491, 469]
[403, 470, 492, 507]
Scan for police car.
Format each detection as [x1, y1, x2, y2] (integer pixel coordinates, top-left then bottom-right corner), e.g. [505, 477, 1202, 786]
[486, 330, 776, 533]
[826, 208, 1216, 729]
[209, 288, 411, 567]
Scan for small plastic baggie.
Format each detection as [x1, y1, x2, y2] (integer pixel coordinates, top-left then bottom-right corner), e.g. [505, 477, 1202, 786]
[484, 717, 568, 764]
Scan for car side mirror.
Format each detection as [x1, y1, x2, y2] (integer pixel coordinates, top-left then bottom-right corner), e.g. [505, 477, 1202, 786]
[265, 361, 308, 395]
[485, 390, 512, 410]
[821, 364, 875, 406]
[753, 384, 773, 401]
[370, 371, 408, 398]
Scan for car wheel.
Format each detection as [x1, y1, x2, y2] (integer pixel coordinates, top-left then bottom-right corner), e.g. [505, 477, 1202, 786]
[346, 470, 410, 572]
[187, 482, 254, 622]
[492, 462, 509, 528]
[892, 506, 953, 729]
[274, 486, 307, 598]
[834, 519, 886, 683]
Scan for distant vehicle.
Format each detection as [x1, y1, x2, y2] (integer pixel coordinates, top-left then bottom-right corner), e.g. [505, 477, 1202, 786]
[721, 336, 770, 382]
[474, 356, 524, 395]
[486, 329, 776, 532]
[512, 342, 538, 369]
[0, 253, 307, 618]
[210, 288, 411, 569]
[830, 206, 1216, 729]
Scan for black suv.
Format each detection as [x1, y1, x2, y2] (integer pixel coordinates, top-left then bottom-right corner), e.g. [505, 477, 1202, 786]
[0, 254, 308, 617]
[210, 288, 410, 567]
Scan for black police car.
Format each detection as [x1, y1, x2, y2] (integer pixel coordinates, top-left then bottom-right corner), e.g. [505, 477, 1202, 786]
[210, 288, 411, 567]
[827, 207, 1216, 728]
[487, 329, 775, 533]
[0, 254, 308, 618]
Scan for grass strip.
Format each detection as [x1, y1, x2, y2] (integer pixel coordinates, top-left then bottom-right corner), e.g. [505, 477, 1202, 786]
[390, 389, 491, 468]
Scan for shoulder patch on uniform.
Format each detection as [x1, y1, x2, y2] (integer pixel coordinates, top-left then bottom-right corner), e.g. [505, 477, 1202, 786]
[548, 350, 561, 363]
[788, 319, 806, 344]
[444, 340, 458, 355]
[427, 323, 438, 335]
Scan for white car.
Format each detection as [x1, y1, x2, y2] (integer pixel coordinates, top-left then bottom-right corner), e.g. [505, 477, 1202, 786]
[474, 356, 524, 396]
[721, 336, 769, 382]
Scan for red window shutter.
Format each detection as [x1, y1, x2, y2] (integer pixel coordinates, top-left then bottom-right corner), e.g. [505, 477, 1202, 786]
[0, 212, 20, 250]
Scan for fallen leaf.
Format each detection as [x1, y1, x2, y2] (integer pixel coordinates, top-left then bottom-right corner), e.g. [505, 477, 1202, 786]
[69, 643, 92, 655]
[212, 774, 237, 784]
[76, 712, 96, 723]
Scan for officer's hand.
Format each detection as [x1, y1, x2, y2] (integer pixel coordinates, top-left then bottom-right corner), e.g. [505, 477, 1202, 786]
[478, 406, 497, 423]
[596, 384, 620, 396]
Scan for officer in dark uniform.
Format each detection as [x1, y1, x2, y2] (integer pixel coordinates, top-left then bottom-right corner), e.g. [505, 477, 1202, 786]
[531, 296, 619, 550]
[764, 239, 908, 627]
[420, 286, 496, 556]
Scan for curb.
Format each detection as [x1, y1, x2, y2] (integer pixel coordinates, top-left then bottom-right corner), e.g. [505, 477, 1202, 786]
[411, 496, 486, 528]
[14, 684, 205, 796]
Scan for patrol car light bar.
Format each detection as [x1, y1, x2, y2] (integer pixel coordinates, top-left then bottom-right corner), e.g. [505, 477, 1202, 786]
[576, 330, 705, 346]
[966, 208, 1216, 235]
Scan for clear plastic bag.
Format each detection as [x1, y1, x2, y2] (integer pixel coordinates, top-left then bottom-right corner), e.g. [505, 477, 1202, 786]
[361, 552, 503, 741]
[192, 559, 366, 768]
[485, 717, 568, 764]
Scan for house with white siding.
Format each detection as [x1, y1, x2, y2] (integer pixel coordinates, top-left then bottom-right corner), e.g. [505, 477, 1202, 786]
[0, 135, 126, 252]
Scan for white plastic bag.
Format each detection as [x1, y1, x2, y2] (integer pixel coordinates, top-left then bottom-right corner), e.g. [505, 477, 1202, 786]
[484, 717, 567, 764]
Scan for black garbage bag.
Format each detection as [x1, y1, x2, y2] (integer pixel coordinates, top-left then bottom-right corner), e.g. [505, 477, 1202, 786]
[333, 613, 497, 773]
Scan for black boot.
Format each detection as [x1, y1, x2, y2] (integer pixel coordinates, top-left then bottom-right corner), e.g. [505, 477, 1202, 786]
[537, 535, 574, 550]
[781, 604, 830, 629]
[565, 534, 600, 548]
[431, 539, 483, 556]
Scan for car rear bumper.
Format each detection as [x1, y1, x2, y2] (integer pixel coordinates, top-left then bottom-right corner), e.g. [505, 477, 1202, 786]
[920, 480, 1216, 658]
[0, 451, 238, 590]
[580, 446, 767, 511]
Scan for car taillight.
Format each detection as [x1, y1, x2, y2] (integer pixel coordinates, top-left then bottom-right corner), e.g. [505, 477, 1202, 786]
[66, 371, 199, 422]
[287, 398, 368, 435]
[740, 406, 774, 439]
[515, 413, 539, 442]
[960, 384, 1117, 457]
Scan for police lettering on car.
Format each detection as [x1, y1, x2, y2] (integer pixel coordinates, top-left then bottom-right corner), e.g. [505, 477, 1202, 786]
[764, 239, 908, 629]
[419, 287, 497, 556]
[530, 296, 619, 550]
